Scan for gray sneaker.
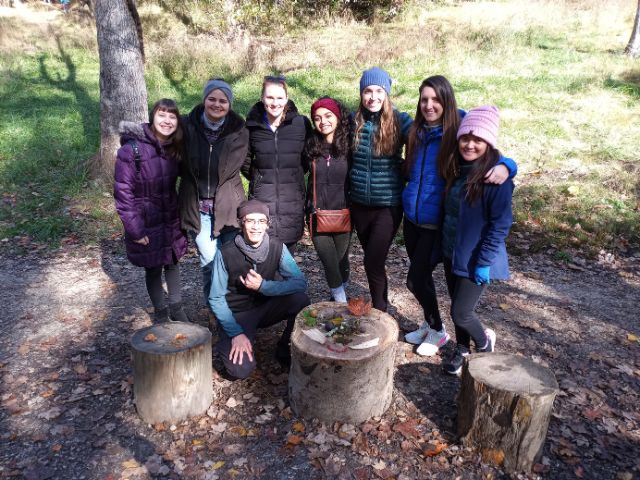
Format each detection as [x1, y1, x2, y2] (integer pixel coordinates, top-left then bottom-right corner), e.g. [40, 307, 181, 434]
[404, 321, 432, 345]
[416, 326, 450, 356]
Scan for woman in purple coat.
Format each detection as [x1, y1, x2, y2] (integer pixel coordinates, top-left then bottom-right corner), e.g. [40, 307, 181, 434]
[114, 99, 189, 323]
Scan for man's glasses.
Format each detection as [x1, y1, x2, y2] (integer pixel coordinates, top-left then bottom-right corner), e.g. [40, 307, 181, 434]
[243, 218, 269, 226]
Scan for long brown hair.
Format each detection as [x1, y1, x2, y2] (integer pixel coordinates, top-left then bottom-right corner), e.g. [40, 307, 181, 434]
[447, 142, 501, 205]
[149, 98, 183, 161]
[354, 95, 399, 156]
[404, 75, 460, 178]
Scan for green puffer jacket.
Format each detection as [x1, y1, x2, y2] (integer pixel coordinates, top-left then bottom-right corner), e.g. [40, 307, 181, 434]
[349, 109, 412, 207]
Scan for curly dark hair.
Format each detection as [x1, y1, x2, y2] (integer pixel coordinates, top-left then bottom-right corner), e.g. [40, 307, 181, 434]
[304, 97, 351, 159]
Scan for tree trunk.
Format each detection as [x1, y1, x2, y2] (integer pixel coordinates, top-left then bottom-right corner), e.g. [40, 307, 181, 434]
[288, 302, 398, 425]
[131, 322, 213, 424]
[94, 0, 147, 182]
[457, 353, 559, 473]
[625, 0, 640, 57]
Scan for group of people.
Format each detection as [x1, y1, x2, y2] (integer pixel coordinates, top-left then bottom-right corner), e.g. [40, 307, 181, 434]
[113, 67, 516, 379]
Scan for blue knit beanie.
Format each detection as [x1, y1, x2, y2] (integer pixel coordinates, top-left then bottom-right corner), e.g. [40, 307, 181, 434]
[202, 79, 234, 106]
[359, 67, 392, 95]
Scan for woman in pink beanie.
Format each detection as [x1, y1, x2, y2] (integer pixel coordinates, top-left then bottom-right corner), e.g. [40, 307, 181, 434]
[439, 105, 515, 375]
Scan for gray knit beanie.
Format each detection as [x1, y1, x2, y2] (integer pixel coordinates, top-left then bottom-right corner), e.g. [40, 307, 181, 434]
[202, 79, 234, 106]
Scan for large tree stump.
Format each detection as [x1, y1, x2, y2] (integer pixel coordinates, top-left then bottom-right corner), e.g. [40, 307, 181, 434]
[457, 353, 559, 473]
[131, 322, 213, 424]
[288, 302, 398, 424]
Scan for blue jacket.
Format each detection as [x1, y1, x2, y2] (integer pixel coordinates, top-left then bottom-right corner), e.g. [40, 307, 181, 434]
[349, 110, 413, 207]
[447, 160, 515, 280]
[403, 113, 518, 226]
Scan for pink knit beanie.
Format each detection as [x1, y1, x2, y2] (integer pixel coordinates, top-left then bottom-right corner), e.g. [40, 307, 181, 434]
[457, 105, 500, 148]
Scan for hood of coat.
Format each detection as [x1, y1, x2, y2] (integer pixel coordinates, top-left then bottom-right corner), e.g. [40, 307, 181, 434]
[186, 104, 245, 137]
[118, 121, 162, 148]
[245, 99, 300, 127]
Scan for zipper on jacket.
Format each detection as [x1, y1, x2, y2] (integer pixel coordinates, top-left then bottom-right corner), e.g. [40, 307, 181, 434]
[274, 129, 279, 231]
[415, 135, 431, 222]
[366, 121, 372, 203]
[207, 144, 213, 198]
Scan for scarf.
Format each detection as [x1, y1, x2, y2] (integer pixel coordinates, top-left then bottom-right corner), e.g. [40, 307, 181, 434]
[234, 233, 270, 265]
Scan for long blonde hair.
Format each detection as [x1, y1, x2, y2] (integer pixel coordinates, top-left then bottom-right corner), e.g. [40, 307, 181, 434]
[354, 96, 400, 156]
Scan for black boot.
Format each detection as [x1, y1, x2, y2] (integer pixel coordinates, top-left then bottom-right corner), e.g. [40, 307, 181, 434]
[153, 307, 169, 323]
[169, 302, 190, 323]
[275, 340, 291, 369]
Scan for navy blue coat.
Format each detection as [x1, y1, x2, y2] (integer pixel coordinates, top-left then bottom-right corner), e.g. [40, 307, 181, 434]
[450, 171, 514, 280]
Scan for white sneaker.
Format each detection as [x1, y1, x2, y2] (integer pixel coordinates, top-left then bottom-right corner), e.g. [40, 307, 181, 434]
[404, 321, 432, 345]
[478, 328, 496, 352]
[416, 327, 450, 356]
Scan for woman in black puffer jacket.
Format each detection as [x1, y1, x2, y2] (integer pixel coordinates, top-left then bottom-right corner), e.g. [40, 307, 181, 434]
[242, 76, 311, 253]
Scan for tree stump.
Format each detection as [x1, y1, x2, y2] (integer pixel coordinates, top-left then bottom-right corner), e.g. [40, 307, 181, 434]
[288, 302, 398, 424]
[131, 321, 213, 424]
[457, 353, 559, 473]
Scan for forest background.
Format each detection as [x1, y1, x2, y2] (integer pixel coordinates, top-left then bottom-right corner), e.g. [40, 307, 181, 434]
[0, 0, 639, 260]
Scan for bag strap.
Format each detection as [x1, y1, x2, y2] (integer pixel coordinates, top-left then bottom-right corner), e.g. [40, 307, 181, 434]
[128, 140, 141, 173]
[311, 158, 317, 236]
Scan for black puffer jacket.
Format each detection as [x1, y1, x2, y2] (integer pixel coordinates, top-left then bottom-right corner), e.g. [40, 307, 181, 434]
[178, 106, 249, 237]
[242, 101, 311, 244]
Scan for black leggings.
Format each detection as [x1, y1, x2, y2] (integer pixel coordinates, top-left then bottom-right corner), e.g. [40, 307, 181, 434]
[351, 204, 403, 312]
[403, 220, 442, 331]
[144, 263, 181, 310]
[216, 292, 310, 379]
[443, 259, 489, 349]
[311, 231, 351, 288]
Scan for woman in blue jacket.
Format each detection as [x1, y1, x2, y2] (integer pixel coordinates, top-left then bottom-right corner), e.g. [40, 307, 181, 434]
[350, 67, 413, 312]
[402, 76, 516, 356]
[439, 105, 514, 375]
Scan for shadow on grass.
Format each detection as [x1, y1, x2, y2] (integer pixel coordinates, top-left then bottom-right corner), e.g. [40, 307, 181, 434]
[604, 68, 640, 100]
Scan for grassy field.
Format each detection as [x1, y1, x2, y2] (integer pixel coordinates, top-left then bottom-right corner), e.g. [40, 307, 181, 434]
[0, 0, 639, 256]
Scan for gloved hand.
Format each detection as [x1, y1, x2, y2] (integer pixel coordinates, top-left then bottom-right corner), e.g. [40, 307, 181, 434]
[474, 265, 491, 285]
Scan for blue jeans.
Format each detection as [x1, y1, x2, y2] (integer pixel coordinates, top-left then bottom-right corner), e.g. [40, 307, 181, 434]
[193, 212, 237, 303]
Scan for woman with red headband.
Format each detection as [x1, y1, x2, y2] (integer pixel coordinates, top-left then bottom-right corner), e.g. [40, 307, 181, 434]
[304, 97, 352, 303]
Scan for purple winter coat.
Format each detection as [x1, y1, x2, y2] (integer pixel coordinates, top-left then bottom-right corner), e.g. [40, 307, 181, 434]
[114, 122, 187, 268]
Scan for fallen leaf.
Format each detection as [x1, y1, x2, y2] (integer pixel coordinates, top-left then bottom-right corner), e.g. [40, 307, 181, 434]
[211, 461, 225, 470]
[481, 448, 505, 466]
[292, 421, 305, 433]
[499, 303, 511, 310]
[51, 444, 62, 452]
[175, 333, 187, 341]
[286, 434, 303, 446]
[122, 459, 140, 469]
[423, 441, 447, 457]
[192, 438, 204, 446]
[627, 333, 638, 343]
[17, 343, 30, 355]
[226, 397, 238, 408]
[144, 333, 157, 342]
[347, 297, 372, 316]
[392, 419, 420, 439]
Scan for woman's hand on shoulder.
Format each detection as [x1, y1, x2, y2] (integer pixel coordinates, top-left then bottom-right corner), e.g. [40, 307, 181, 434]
[484, 164, 509, 185]
[133, 236, 149, 245]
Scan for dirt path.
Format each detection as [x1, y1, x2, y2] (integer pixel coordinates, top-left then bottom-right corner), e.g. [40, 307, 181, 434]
[0, 237, 638, 479]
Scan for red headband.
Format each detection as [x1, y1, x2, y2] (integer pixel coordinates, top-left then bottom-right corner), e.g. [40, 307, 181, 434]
[310, 98, 341, 120]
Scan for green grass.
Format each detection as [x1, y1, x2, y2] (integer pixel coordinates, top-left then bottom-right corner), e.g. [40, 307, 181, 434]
[0, 0, 639, 254]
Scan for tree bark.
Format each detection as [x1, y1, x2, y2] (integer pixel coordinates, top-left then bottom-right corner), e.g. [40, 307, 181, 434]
[94, 0, 147, 182]
[625, 0, 640, 57]
[457, 353, 559, 473]
[288, 302, 398, 425]
[131, 322, 213, 424]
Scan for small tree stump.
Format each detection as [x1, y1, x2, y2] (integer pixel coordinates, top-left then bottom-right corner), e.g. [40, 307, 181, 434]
[131, 321, 213, 424]
[457, 353, 559, 473]
[288, 302, 398, 424]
